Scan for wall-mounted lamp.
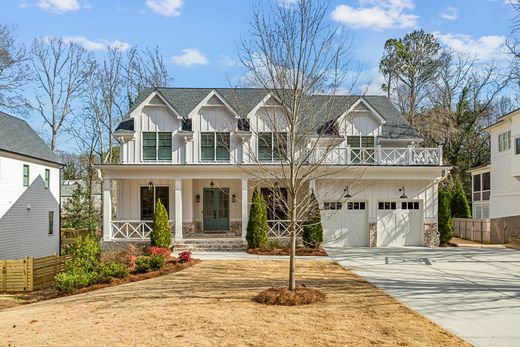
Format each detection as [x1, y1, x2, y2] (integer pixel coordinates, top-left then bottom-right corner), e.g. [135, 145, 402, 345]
[195, 194, 200, 203]
[148, 181, 154, 192]
[232, 194, 236, 203]
[210, 181, 214, 188]
[274, 182, 279, 187]
[399, 187, 408, 199]
[344, 186, 352, 198]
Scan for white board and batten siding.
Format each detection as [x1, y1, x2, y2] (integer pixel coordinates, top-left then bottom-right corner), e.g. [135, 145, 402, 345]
[0, 151, 60, 259]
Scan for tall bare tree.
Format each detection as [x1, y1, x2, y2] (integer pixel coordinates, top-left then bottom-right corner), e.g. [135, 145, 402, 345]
[30, 36, 94, 150]
[0, 25, 29, 114]
[240, 0, 356, 290]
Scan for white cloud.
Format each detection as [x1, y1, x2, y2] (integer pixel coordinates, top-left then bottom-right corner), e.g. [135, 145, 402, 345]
[219, 55, 237, 67]
[61, 36, 130, 52]
[331, 0, 418, 30]
[440, 6, 458, 21]
[171, 48, 208, 67]
[37, 0, 80, 13]
[434, 32, 506, 61]
[145, 0, 184, 17]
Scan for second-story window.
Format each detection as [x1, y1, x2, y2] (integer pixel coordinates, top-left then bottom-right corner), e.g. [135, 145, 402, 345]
[201, 132, 230, 161]
[23, 164, 29, 187]
[473, 172, 490, 201]
[498, 131, 511, 152]
[258, 132, 287, 161]
[44, 169, 50, 189]
[347, 136, 375, 163]
[516, 137, 520, 155]
[142, 132, 172, 161]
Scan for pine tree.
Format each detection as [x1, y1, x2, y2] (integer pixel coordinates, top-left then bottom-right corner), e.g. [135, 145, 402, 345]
[63, 184, 98, 233]
[302, 191, 324, 248]
[438, 189, 454, 244]
[450, 178, 471, 218]
[246, 187, 269, 248]
[150, 199, 171, 248]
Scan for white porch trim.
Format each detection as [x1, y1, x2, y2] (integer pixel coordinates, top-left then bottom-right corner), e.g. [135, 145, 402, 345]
[174, 179, 183, 241]
[241, 177, 248, 240]
[102, 179, 112, 241]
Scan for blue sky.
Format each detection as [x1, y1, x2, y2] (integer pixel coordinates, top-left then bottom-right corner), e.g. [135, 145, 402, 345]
[2, 0, 516, 92]
[0, 0, 517, 149]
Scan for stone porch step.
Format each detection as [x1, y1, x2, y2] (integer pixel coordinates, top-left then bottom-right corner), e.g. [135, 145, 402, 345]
[173, 238, 247, 252]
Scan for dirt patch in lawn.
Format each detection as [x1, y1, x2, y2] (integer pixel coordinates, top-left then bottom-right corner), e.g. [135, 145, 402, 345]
[0, 260, 468, 347]
[247, 246, 327, 256]
[253, 286, 326, 305]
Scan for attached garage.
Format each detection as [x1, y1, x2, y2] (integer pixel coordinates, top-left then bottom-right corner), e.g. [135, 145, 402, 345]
[377, 201, 423, 247]
[322, 201, 369, 247]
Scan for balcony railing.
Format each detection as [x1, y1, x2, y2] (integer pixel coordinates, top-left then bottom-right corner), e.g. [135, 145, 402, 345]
[313, 146, 442, 166]
[267, 220, 304, 238]
[111, 220, 174, 240]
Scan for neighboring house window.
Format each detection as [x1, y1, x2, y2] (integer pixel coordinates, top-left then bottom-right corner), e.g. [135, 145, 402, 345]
[324, 202, 342, 210]
[23, 164, 29, 187]
[347, 136, 375, 163]
[498, 131, 511, 152]
[142, 132, 172, 161]
[258, 132, 287, 161]
[516, 137, 520, 155]
[48, 211, 54, 234]
[473, 172, 490, 201]
[200, 132, 230, 161]
[44, 169, 50, 189]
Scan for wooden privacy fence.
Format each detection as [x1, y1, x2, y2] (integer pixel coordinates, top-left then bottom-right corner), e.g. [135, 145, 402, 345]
[453, 218, 491, 243]
[0, 254, 70, 292]
[61, 228, 90, 251]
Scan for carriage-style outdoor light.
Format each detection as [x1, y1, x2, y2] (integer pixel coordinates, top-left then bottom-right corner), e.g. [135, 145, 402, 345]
[210, 181, 214, 188]
[195, 194, 200, 203]
[344, 186, 352, 198]
[399, 187, 408, 199]
[232, 194, 236, 203]
[148, 181, 154, 192]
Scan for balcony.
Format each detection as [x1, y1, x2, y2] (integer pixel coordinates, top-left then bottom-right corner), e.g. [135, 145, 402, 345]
[312, 146, 443, 166]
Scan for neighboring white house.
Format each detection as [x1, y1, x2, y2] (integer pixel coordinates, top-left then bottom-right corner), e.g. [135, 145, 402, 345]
[469, 108, 520, 220]
[0, 111, 63, 259]
[97, 88, 449, 248]
[61, 179, 101, 210]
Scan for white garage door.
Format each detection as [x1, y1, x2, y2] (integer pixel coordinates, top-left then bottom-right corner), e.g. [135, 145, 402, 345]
[377, 201, 423, 247]
[322, 201, 369, 247]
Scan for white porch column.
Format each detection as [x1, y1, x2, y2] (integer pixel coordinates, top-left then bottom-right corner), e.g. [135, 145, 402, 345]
[174, 179, 183, 241]
[241, 178, 248, 240]
[309, 179, 316, 194]
[102, 179, 112, 241]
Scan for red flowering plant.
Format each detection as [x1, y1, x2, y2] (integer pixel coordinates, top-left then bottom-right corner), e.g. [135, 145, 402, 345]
[149, 246, 172, 261]
[178, 251, 192, 263]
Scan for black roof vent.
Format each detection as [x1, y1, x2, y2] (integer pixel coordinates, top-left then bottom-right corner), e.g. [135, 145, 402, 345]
[182, 118, 192, 131]
[238, 118, 250, 131]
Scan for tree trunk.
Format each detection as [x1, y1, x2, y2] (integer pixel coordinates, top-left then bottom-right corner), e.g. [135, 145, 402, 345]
[288, 193, 297, 291]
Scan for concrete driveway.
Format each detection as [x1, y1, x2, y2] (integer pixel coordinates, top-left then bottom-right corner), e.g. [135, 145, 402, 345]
[326, 247, 520, 347]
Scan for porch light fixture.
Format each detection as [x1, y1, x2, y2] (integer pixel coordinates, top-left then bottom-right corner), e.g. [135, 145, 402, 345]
[210, 181, 214, 188]
[344, 186, 352, 198]
[399, 187, 408, 199]
[232, 194, 236, 203]
[195, 194, 200, 203]
[148, 181, 154, 192]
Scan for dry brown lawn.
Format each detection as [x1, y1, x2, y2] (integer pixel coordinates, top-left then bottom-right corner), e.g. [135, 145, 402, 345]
[0, 260, 468, 347]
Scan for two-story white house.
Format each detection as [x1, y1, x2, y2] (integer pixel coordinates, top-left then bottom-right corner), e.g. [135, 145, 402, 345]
[468, 108, 520, 241]
[0, 111, 63, 259]
[97, 88, 449, 248]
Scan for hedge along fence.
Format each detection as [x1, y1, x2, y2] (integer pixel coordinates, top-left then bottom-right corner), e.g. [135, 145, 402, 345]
[61, 228, 91, 252]
[0, 254, 71, 292]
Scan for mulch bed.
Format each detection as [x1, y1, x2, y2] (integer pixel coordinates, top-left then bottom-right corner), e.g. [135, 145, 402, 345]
[252, 286, 326, 306]
[247, 247, 327, 256]
[16, 259, 200, 304]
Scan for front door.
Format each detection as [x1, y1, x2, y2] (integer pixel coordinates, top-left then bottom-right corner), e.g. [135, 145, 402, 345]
[203, 188, 230, 231]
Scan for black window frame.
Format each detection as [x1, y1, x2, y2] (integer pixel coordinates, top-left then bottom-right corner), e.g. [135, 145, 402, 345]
[200, 132, 230, 161]
[48, 211, 54, 235]
[142, 132, 172, 161]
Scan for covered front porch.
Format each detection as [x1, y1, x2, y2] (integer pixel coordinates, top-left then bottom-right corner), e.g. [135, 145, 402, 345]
[100, 166, 302, 242]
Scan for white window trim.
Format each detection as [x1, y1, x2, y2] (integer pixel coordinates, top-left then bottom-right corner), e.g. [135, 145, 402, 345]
[498, 131, 511, 152]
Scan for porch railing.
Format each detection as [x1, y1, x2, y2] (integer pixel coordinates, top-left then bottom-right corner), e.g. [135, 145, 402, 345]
[111, 220, 174, 240]
[313, 146, 443, 166]
[267, 220, 304, 238]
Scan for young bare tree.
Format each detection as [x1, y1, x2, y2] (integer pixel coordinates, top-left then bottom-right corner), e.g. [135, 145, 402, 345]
[30, 36, 95, 150]
[240, 0, 356, 291]
[0, 25, 29, 114]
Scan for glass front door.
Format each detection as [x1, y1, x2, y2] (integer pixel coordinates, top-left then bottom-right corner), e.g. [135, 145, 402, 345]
[203, 188, 229, 231]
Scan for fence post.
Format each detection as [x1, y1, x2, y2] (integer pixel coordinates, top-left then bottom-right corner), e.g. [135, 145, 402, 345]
[1, 260, 6, 292]
[26, 257, 33, 291]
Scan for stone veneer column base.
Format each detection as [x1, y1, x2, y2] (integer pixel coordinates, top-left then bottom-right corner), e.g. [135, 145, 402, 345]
[182, 222, 195, 237]
[424, 223, 440, 247]
[369, 223, 377, 247]
[230, 221, 242, 236]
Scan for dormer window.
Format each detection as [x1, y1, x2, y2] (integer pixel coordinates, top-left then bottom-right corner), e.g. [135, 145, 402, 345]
[258, 132, 287, 161]
[142, 132, 172, 161]
[201, 132, 230, 161]
[498, 131, 511, 152]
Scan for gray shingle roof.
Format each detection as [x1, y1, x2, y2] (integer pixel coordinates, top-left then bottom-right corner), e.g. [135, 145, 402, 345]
[0, 112, 63, 165]
[116, 87, 421, 141]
